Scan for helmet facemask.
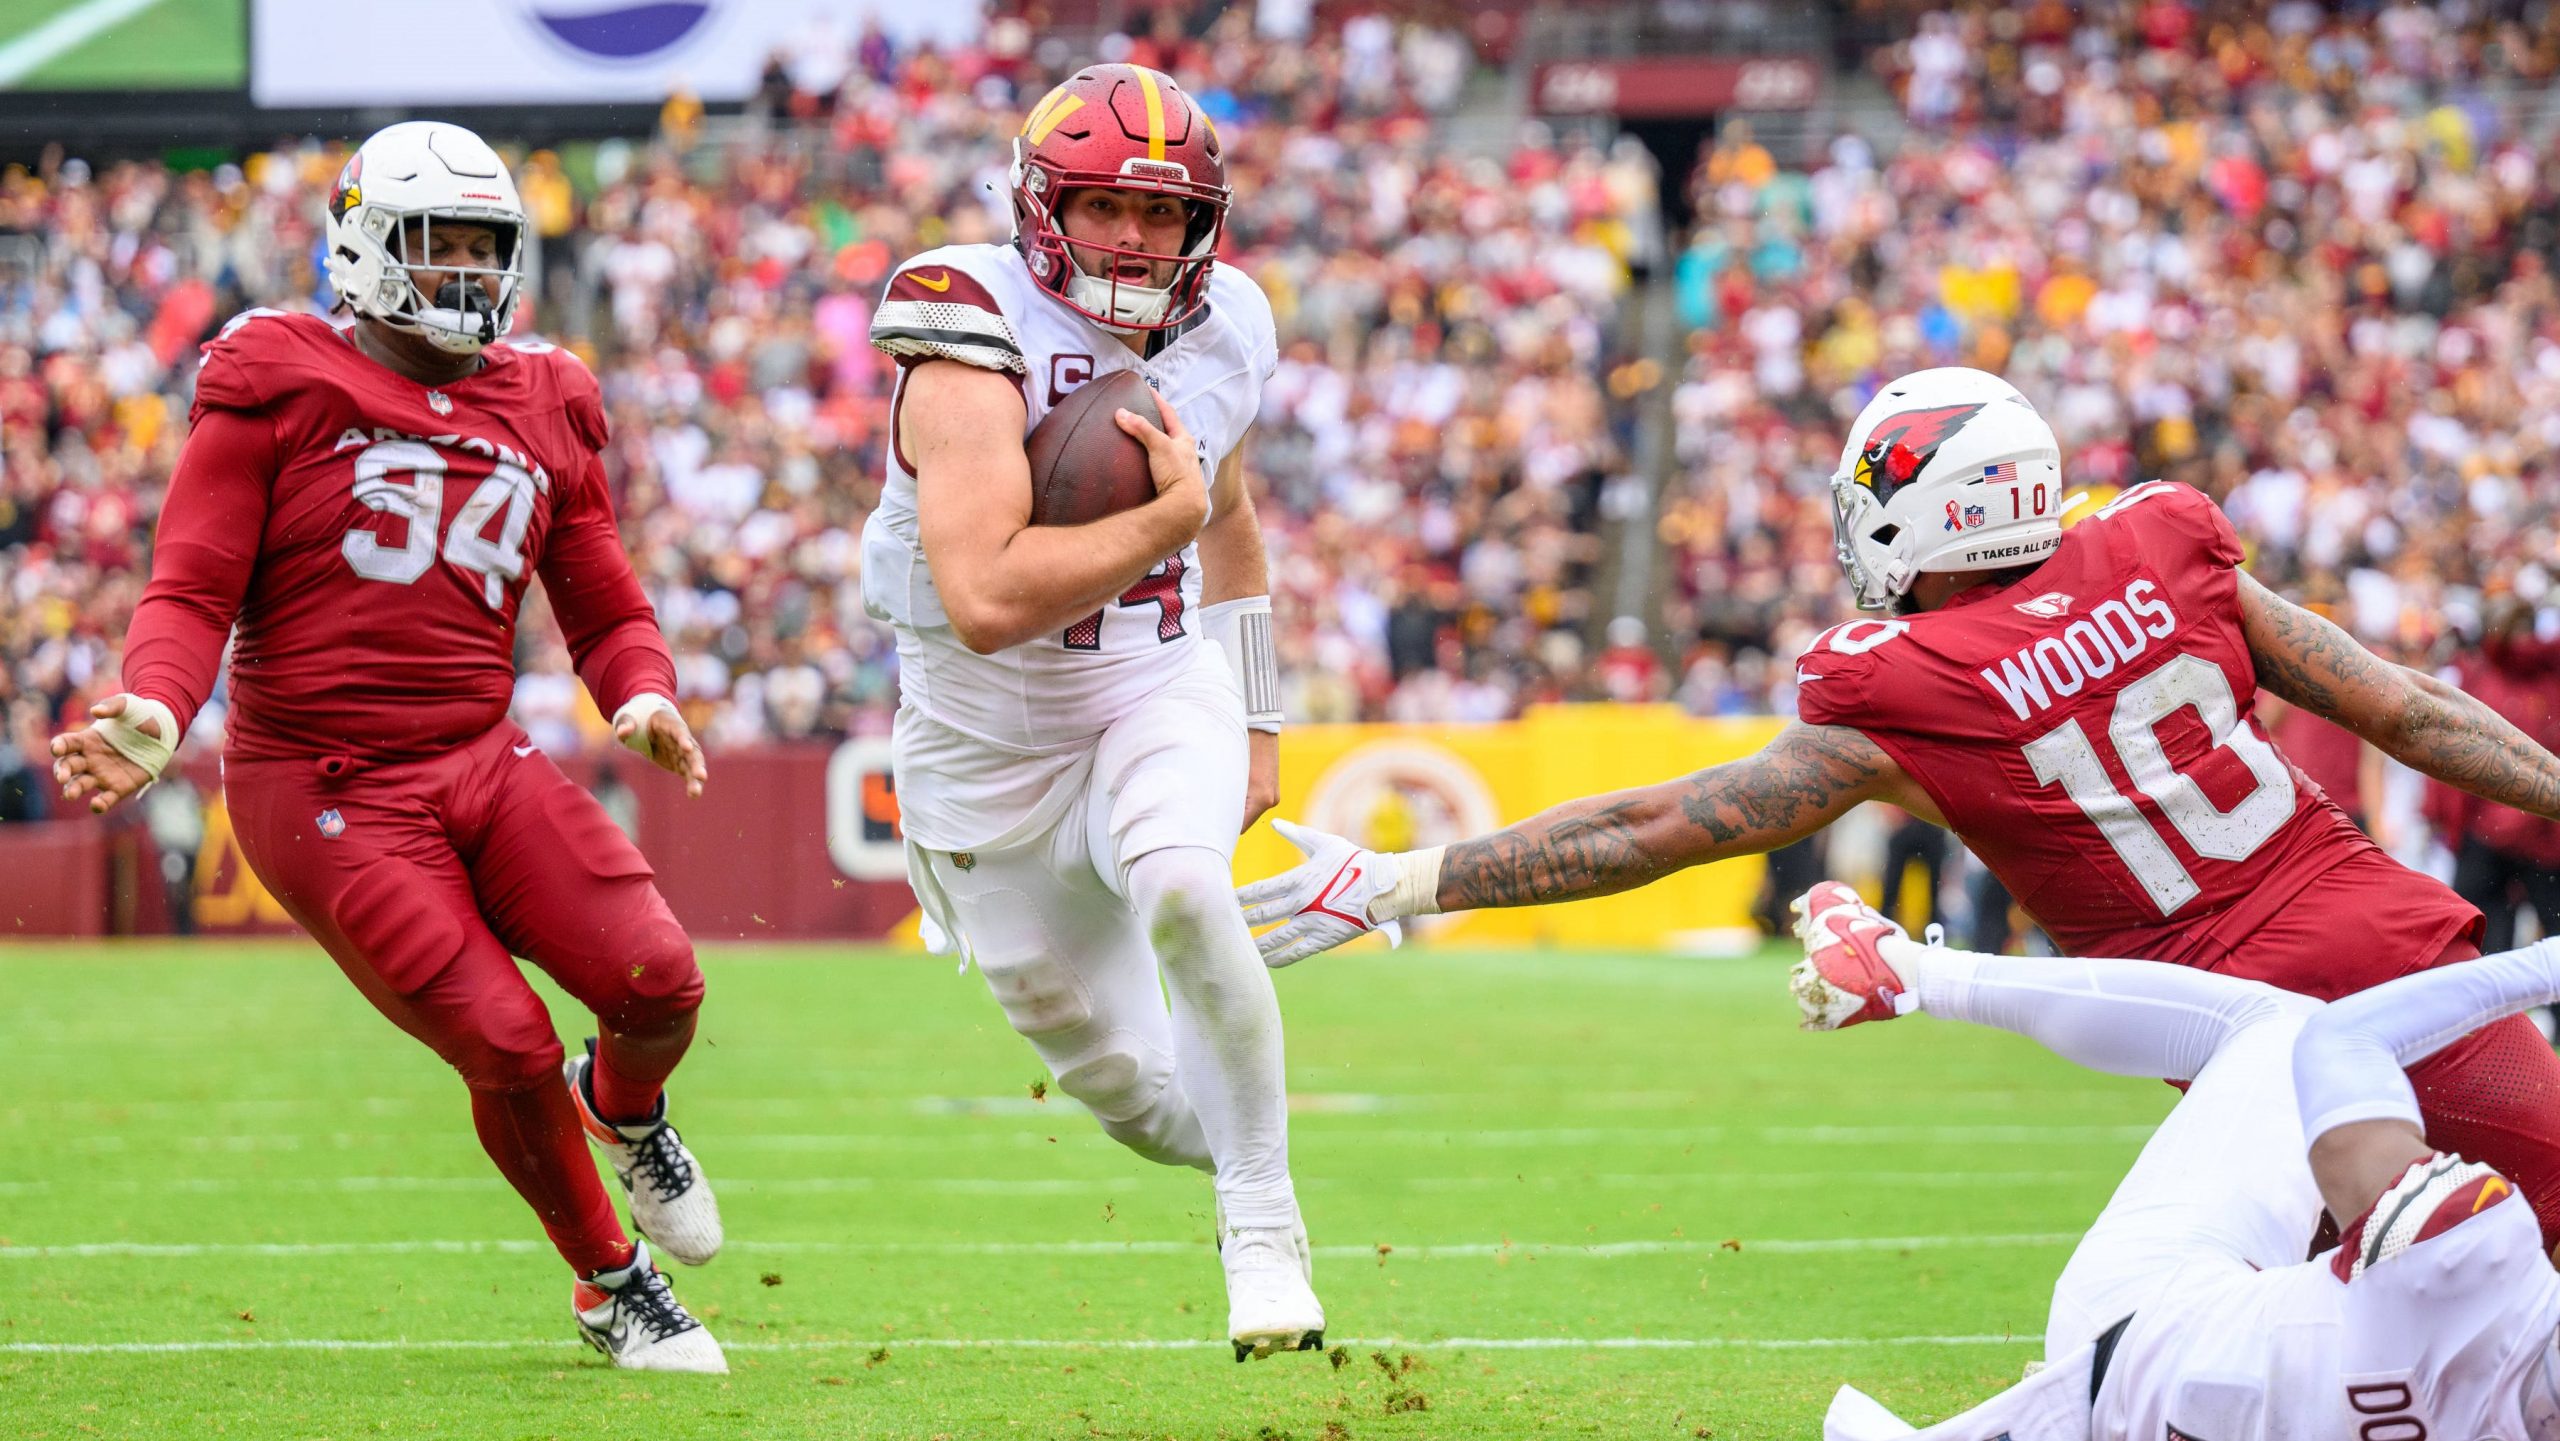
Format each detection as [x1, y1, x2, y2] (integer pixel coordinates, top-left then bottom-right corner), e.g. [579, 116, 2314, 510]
[371, 211, 525, 355]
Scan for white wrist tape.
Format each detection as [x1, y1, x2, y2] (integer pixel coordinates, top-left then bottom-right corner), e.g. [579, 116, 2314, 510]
[1377, 845, 1446, 923]
[613, 692, 681, 760]
[1201, 594, 1283, 733]
[97, 695, 179, 782]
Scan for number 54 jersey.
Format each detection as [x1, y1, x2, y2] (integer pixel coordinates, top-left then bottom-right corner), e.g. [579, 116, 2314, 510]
[1797, 481, 2479, 996]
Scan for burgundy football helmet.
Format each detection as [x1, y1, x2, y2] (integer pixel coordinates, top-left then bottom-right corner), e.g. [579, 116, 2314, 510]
[1010, 64, 1230, 333]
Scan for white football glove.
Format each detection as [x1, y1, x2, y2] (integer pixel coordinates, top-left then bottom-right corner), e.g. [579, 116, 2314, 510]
[1237, 819, 1442, 968]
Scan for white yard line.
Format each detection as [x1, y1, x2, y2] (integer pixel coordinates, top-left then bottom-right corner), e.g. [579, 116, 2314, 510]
[47, 1121, 2156, 1155]
[0, 0, 162, 85]
[0, 1168, 2109, 1198]
[0, 1232, 2081, 1261]
[2, 1332, 2033, 1356]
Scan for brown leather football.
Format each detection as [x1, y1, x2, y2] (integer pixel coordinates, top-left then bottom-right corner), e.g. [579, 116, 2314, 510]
[1024, 369, 1163, 527]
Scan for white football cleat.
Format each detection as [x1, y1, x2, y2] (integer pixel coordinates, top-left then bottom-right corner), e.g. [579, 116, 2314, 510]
[1788, 880, 1915, 1031]
[566, 1039, 723, 1266]
[573, 1242, 727, 1374]
[1223, 1222, 1325, 1361]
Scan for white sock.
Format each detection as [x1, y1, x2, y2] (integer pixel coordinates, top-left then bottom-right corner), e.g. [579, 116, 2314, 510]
[1878, 935, 2309, 1082]
[1129, 845, 1300, 1231]
[2295, 938, 2560, 1144]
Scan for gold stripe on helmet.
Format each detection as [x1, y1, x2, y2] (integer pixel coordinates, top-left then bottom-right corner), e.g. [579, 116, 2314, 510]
[1134, 68, 1166, 161]
[1023, 88, 1084, 143]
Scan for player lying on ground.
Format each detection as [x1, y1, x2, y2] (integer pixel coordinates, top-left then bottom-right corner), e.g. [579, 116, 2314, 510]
[1240, 364, 2560, 1248]
[47, 123, 724, 1372]
[862, 64, 1319, 1358]
[1791, 881, 2560, 1440]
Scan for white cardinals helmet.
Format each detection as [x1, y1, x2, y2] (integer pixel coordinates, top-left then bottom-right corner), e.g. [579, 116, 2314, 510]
[1829, 367, 2065, 611]
[323, 122, 526, 355]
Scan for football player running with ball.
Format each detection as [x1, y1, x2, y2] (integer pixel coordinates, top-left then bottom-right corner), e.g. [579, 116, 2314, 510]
[1243, 366, 2560, 1251]
[47, 123, 724, 1372]
[1795, 883, 2560, 1441]
[861, 66, 1316, 1358]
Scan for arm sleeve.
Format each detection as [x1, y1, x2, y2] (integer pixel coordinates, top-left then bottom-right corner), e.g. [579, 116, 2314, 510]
[1880, 935, 2313, 1082]
[122, 406, 281, 735]
[539, 452, 678, 716]
[2294, 938, 2560, 1144]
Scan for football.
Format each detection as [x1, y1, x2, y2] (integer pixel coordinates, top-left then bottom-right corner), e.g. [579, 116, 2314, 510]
[1024, 368, 1163, 527]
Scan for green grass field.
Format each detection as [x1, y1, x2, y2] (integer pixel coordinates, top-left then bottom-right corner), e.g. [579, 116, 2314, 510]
[0, 0, 244, 91]
[0, 940, 2173, 1438]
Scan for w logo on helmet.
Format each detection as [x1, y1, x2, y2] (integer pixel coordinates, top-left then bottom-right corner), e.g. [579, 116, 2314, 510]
[1854, 403, 1985, 502]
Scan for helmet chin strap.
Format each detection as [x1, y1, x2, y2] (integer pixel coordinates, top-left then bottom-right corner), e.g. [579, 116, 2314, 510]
[1066, 272, 1174, 332]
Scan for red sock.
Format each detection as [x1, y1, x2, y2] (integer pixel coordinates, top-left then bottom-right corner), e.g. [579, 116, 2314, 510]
[471, 1082, 633, 1276]
[2410, 1013, 2560, 1257]
[591, 1012, 697, 1125]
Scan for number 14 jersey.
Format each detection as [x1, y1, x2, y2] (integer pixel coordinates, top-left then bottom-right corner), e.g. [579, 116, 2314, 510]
[1798, 481, 2478, 995]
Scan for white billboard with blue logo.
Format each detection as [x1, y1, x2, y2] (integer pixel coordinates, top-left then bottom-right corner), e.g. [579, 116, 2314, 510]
[252, 0, 983, 106]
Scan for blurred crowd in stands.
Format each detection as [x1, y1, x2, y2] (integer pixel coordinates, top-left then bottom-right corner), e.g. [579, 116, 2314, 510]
[1, 0, 2555, 935]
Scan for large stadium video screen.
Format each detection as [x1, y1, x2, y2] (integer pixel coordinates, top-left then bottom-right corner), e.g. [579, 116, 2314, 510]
[250, 0, 983, 107]
[0, 0, 245, 90]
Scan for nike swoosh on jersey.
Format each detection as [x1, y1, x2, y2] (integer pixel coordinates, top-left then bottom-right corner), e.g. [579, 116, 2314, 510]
[911, 270, 953, 292]
[1795, 670, 1825, 684]
[512, 743, 538, 757]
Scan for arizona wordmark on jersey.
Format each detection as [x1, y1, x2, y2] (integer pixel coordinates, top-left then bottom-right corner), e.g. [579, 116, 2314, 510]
[860, 243, 1277, 846]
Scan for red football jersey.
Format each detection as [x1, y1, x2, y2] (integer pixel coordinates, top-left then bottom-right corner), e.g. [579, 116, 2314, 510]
[1799, 480, 2479, 996]
[123, 310, 676, 765]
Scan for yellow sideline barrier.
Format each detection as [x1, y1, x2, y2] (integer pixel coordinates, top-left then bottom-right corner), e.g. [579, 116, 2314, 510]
[1235, 706, 1786, 950]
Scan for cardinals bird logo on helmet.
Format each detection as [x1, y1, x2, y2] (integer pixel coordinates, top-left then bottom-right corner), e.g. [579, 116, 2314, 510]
[1854, 403, 1986, 503]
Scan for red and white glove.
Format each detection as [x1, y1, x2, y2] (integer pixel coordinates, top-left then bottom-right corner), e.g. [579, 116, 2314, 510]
[1235, 819, 1440, 968]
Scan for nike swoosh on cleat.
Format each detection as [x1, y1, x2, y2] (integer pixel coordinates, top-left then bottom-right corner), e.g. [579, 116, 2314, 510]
[911, 271, 953, 292]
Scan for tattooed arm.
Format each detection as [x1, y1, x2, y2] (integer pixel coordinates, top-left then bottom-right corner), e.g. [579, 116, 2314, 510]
[2238, 572, 2560, 821]
[1433, 722, 1917, 911]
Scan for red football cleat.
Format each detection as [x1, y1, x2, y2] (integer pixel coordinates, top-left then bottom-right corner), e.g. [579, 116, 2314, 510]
[1788, 881, 1912, 1031]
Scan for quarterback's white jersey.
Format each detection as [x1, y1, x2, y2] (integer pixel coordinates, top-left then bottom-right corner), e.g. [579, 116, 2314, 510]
[861, 243, 1277, 849]
[2092, 1186, 2560, 1440]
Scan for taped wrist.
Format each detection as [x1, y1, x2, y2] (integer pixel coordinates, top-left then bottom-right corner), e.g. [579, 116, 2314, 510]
[613, 692, 681, 760]
[98, 695, 179, 782]
[1376, 845, 1446, 924]
[1202, 595, 1283, 733]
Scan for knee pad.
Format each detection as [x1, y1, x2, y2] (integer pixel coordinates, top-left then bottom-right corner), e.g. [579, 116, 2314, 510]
[1053, 1030, 1177, 1126]
[1128, 847, 1233, 952]
[603, 904, 704, 1022]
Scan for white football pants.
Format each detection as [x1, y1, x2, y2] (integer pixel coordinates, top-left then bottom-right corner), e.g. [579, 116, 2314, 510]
[917, 653, 1300, 1229]
[1880, 943, 2329, 1359]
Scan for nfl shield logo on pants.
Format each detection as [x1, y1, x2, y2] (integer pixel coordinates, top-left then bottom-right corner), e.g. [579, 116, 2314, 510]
[316, 809, 346, 839]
